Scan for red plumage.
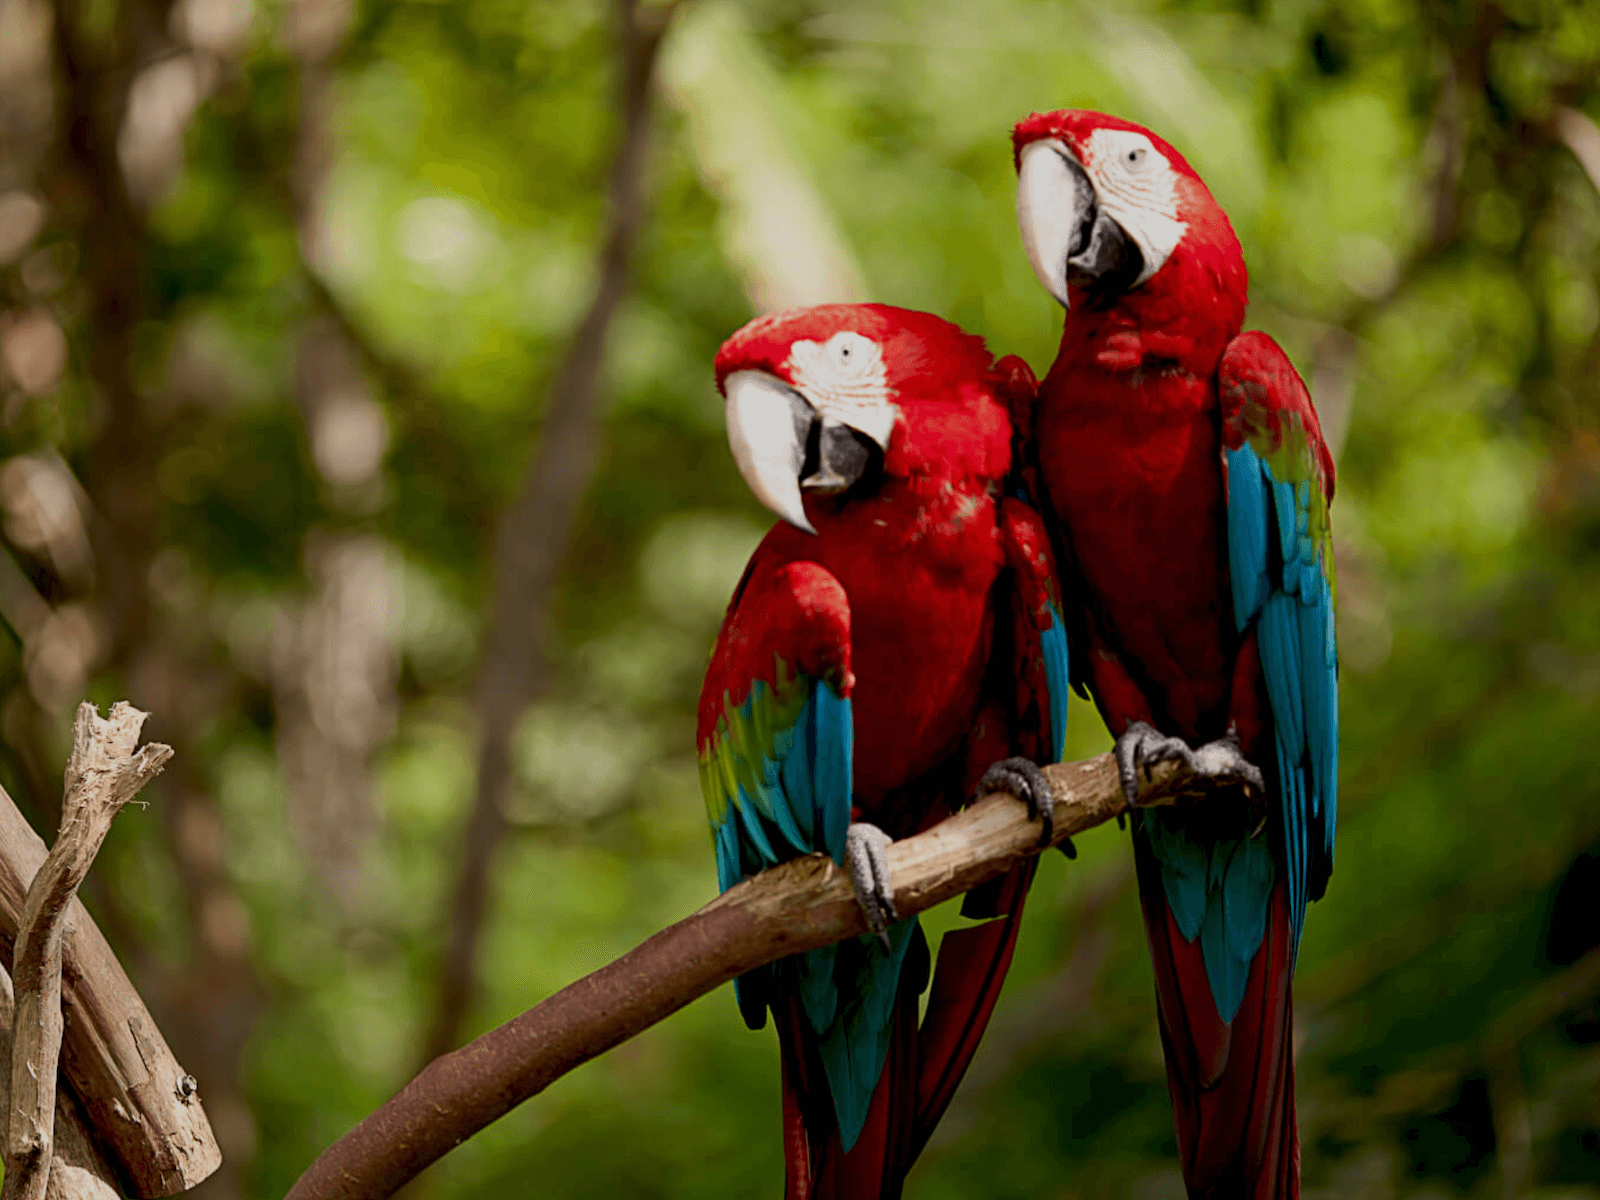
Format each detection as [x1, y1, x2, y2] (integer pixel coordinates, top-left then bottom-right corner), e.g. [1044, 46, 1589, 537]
[701, 307, 1064, 1198]
[1016, 109, 1334, 1197]
[1136, 835, 1298, 1197]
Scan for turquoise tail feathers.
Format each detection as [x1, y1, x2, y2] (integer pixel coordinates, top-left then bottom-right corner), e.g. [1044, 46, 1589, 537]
[805, 919, 924, 1152]
[1139, 810, 1276, 1024]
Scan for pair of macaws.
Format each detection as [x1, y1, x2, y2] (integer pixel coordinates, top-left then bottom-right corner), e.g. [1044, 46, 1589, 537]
[696, 110, 1338, 1200]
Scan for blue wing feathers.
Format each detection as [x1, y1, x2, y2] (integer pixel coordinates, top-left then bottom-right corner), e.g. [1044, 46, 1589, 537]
[1307, 585, 1339, 897]
[1044, 603, 1072, 761]
[1261, 593, 1305, 756]
[778, 722, 815, 844]
[1226, 436, 1337, 964]
[731, 780, 781, 865]
[1273, 478, 1299, 579]
[703, 649, 910, 1150]
[1149, 412, 1336, 1021]
[811, 684, 852, 863]
[1226, 448, 1272, 629]
[710, 513, 1074, 1142]
[1275, 736, 1306, 951]
[714, 818, 740, 894]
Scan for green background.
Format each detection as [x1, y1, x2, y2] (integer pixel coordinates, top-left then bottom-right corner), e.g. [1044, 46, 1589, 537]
[0, 0, 1597, 1196]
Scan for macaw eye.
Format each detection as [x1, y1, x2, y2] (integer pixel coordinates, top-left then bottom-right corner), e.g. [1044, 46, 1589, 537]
[1125, 146, 1148, 169]
[824, 331, 875, 368]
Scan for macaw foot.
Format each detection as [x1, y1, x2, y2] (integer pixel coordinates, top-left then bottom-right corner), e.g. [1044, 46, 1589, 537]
[1114, 721, 1266, 812]
[845, 822, 898, 953]
[979, 756, 1068, 855]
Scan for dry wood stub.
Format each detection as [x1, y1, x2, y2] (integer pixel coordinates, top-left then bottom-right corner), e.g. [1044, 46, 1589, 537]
[0, 706, 220, 1196]
[5, 703, 179, 1200]
[0, 966, 119, 1200]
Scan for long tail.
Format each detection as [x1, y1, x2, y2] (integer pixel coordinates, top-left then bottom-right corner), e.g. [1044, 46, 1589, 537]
[774, 860, 1034, 1199]
[1134, 835, 1299, 1199]
[912, 857, 1037, 1155]
[775, 961, 922, 1200]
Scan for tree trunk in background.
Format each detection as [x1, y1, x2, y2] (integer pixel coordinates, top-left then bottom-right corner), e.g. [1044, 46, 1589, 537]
[283, 0, 400, 910]
[45, 2, 261, 1194]
[419, 0, 682, 1068]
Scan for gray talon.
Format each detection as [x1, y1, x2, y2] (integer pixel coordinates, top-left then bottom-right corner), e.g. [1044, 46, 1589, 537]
[845, 822, 897, 953]
[979, 756, 1055, 848]
[1193, 726, 1266, 794]
[1115, 720, 1196, 809]
[1113, 719, 1265, 811]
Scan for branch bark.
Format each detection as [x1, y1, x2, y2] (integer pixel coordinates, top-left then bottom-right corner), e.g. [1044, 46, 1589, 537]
[422, 0, 681, 1065]
[0, 964, 120, 1200]
[0, 774, 221, 1195]
[3, 703, 174, 1200]
[288, 750, 1236, 1200]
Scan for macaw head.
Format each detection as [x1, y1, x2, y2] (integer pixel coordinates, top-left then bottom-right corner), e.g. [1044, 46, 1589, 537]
[714, 303, 1004, 533]
[1011, 109, 1245, 319]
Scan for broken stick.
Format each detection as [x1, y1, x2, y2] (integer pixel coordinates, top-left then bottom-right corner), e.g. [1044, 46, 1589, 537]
[1, 703, 198, 1200]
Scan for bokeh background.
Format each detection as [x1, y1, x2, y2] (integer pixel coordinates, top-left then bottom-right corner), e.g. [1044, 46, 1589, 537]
[0, 0, 1597, 1196]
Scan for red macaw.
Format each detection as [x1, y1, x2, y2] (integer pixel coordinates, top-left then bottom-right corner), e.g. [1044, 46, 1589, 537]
[699, 303, 1072, 1199]
[1010, 111, 1338, 1197]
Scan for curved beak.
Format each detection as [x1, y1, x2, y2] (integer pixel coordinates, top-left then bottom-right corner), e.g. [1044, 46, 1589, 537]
[1016, 139, 1143, 308]
[724, 370, 882, 534]
[725, 370, 816, 533]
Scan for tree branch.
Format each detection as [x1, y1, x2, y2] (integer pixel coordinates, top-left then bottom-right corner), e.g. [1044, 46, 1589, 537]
[422, 0, 682, 1065]
[0, 963, 120, 1200]
[287, 750, 1238, 1200]
[0, 773, 221, 1196]
[4, 702, 172, 1200]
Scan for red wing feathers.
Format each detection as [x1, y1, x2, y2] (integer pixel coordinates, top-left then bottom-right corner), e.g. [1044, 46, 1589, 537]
[697, 550, 853, 750]
[1218, 331, 1335, 505]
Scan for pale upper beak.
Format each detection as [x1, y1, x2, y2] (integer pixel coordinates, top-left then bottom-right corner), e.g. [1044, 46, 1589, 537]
[1016, 139, 1143, 309]
[723, 370, 883, 534]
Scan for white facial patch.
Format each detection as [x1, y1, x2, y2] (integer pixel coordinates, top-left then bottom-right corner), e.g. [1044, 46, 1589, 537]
[784, 331, 897, 449]
[1081, 128, 1186, 285]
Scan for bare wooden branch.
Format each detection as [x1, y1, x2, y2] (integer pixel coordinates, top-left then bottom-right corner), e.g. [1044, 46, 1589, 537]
[0, 966, 120, 1200]
[287, 750, 1233, 1200]
[5, 703, 172, 1200]
[0, 770, 221, 1195]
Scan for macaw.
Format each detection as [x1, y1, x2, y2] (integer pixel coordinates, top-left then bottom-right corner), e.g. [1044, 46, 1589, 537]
[1010, 111, 1338, 1197]
[699, 303, 1072, 1199]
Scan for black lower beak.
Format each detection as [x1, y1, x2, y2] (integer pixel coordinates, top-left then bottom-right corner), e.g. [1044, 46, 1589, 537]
[1053, 151, 1144, 299]
[1068, 210, 1143, 297]
[800, 418, 878, 494]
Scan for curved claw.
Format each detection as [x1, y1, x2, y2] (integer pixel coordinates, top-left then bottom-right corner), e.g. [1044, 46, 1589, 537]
[1114, 720, 1266, 814]
[979, 756, 1055, 849]
[1192, 726, 1266, 794]
[1114, 720, 1199, 812]
[845, 822, 898, 953]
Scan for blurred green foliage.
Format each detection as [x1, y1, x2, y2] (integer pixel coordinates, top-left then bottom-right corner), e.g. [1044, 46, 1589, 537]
[2, 0, 1600, 1197]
